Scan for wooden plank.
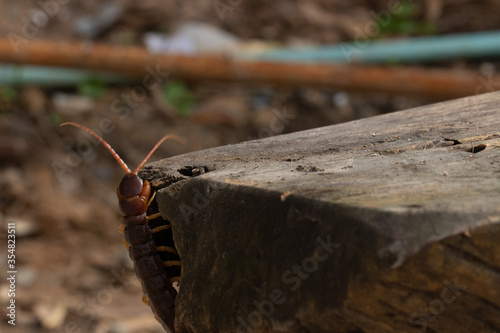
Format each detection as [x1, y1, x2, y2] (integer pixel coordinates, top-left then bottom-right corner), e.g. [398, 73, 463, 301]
[140, 91, 500, 333]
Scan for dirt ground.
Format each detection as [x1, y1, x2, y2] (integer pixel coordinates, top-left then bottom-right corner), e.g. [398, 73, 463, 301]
[1, 1, 500, 332]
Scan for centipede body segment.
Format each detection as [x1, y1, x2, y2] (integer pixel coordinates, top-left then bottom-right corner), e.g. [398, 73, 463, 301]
[61, 122, 185, 333]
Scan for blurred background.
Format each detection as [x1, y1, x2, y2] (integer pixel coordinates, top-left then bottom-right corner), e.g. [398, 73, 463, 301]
[1, 1, 500, 332]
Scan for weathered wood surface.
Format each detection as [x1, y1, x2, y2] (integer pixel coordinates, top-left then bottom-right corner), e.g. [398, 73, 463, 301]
[140, 91, 500, 333]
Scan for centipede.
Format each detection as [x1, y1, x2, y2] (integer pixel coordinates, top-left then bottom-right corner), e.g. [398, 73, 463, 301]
[61, 122, 185, 333]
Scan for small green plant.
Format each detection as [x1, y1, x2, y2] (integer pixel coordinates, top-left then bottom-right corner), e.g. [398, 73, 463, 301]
[77, 78, 107, 99]
[48, 112, 62, 126]
[0, 86, 17, 114]
[162, 81, 196, 116]
[0, 86, 17, 102]
[378, 1, 436, 36]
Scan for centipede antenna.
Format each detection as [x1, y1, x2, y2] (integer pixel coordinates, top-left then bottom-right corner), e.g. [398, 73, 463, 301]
[133, 134, 187, 174]
[60, 122, 132, 174]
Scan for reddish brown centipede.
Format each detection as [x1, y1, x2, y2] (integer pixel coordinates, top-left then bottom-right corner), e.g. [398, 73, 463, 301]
[61, 122, 185, 333]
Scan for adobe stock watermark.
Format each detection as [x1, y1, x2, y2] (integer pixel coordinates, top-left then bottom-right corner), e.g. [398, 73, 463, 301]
[110, 65, 170, 120]
[340, 0, 405, 62]
[405, 277, 467, 333]
[52, 65, 170, 183]
[54, 267, 136, 333]
[8, 0, 72, 53]
[248, 106, 297, 141]
[213, 0, 243, 21]
[178, 182, 223, 225]
[237, 235, 340, 333]
[52, 118, 115, 183]
[475, 63, 500, 95]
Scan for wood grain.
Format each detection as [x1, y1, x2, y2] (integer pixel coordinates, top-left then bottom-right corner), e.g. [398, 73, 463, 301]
[140, 91, 500, 333]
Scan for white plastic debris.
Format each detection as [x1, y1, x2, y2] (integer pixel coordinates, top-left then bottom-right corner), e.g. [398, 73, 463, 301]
[143, 21, 240, 55]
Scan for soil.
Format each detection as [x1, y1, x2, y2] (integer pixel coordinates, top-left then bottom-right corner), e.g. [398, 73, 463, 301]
[1, 1, 500, 332]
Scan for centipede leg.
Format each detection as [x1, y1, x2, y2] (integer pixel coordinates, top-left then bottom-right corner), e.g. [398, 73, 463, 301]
[150, 224, 171, 233]
[146, 191, 157, 208]
[147, 212, 162, 221]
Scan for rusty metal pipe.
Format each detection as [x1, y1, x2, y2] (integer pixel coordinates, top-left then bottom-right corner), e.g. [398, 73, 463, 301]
[0, 38, 495, 99]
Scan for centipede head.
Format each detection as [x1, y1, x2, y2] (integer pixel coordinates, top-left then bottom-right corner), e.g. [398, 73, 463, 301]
[60, 122, 186, 199]
[119, 173, 145, 198]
